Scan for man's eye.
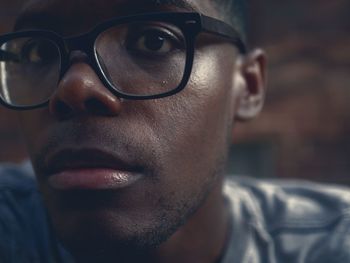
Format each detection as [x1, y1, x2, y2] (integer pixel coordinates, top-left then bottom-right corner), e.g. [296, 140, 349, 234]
[127, 29, 182, 55]
[21, 39, 57, 64]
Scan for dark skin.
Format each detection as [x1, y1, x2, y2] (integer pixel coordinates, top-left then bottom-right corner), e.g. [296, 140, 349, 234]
[16, 0, 266, 262]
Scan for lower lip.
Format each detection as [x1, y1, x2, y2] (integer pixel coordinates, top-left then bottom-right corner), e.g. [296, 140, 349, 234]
[48, 168, 142, 190]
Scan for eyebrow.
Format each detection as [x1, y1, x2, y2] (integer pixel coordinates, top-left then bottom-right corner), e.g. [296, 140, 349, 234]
[14, 0, 198, 31]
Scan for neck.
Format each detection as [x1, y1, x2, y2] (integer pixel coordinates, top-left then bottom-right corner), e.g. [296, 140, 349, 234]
[151, 181, 230, 263]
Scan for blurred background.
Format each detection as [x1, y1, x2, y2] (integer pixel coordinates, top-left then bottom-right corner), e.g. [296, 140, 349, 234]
[0, 0, 349, 184]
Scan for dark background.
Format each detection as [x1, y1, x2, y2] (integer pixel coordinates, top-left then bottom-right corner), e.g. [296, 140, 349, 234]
[1, 0, 349, 183]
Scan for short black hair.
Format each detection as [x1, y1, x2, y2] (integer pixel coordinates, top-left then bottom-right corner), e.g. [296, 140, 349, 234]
[212, 0, 247, 41]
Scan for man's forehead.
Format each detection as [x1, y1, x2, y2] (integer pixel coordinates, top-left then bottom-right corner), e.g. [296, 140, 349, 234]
[23, 0, 197, 11]
[16, 0, 217, 32]
[19, 0, 208, 19]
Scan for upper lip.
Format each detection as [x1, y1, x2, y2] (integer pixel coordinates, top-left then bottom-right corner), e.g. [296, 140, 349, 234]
[45, 148, 141, 176]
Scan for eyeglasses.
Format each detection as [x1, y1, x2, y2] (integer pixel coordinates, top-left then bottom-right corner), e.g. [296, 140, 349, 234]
[0, 12, 246, 110]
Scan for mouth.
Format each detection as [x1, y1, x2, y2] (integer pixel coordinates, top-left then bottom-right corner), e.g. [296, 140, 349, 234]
[45, 148, 144, 190]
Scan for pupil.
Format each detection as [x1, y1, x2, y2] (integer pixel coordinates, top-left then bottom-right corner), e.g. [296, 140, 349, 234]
[144, 34, 164, 51]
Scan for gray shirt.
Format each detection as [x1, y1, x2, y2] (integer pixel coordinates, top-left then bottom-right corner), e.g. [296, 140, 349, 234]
[222, 178, 350, 263]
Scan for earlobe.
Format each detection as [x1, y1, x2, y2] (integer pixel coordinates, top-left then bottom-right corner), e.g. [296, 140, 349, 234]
[235, 49, 267, 121]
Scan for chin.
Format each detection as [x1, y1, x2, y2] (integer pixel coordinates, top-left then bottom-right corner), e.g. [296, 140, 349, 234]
[56, 215, 179, 262]
[47, 201, 188, 261]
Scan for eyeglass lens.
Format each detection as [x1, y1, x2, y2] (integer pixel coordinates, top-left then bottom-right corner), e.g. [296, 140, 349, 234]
[95, 22, 187, 97]
[0, 37, 61, 107]
[0, 21, 188, 107]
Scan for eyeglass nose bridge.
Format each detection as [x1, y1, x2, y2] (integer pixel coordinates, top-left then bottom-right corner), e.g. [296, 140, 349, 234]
[64, 33, 92, 54]
[59, 33, 98, 77]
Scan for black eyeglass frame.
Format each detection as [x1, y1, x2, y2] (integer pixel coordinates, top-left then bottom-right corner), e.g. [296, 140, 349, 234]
[0, 12, 247, 110]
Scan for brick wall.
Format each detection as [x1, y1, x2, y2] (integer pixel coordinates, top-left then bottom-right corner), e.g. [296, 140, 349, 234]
[233, 0, 350, 183]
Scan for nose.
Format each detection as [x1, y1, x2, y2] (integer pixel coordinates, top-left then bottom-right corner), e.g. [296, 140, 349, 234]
[49, 57, 122, 120]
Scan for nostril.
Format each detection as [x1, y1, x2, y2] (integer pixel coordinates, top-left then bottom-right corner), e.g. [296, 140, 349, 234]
[85, 98, 112, 115]
[54, 100, 73, 119]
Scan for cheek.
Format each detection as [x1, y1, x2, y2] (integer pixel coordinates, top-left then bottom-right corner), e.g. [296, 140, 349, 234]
[189, 44, 240, 114]
[190, 52, 224, 94]
[18, 109, 52, 153]
[146, 46, 239, 184]
[178, 45, 238, 136]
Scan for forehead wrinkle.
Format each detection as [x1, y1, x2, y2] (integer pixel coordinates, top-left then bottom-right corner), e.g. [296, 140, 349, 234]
[21, 0, 197, 12]
[14, 0, 199, 31]
[149, 0, 197, 11]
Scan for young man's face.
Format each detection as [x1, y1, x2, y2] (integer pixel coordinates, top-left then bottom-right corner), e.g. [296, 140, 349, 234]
[15, 0, 264, 260]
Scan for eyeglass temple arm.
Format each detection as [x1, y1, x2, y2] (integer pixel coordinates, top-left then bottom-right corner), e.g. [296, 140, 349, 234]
[200, 15, 247, 54]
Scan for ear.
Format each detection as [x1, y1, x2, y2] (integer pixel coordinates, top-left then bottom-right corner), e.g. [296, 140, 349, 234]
[235, 49, 267, 121]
